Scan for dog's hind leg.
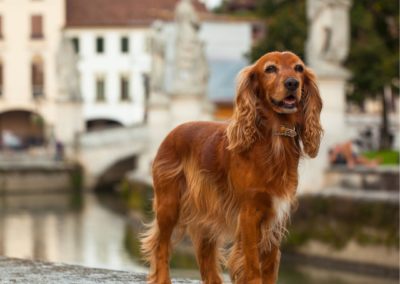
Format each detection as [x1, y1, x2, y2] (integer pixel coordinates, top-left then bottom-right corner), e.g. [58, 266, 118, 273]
[189, 228, 223, 284]
[141, 173, 183, 284]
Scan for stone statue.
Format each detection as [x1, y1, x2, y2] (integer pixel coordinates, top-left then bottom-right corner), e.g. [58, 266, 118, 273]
[306, 0, 352, 75]
[150, 21, 166, 93]
[172, 0, 208, 96]
[176, 0, 200, 39]
[56, 35, 81, 102]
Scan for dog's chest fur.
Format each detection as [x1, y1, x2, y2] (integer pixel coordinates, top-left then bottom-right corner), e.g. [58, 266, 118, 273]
[259, 195, 292, 251]
[272, 196, 291, 227]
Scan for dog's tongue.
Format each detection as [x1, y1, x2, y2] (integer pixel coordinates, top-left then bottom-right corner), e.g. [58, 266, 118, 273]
[283, 95, 296, 104]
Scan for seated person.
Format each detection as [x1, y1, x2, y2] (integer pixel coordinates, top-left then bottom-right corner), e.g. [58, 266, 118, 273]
[329, 139, 380, 168]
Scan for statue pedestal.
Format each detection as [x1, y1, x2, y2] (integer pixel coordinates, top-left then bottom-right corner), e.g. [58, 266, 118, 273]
[137, 92, 170, 176]
[201, 100, 214, 121]
[298, 73, 350, 193]
[54, 100, 84, 159]
[169, 94, 208, 128]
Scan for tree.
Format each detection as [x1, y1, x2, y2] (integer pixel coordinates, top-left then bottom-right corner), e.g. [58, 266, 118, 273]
[346, 0, 399, 149]
[250, 0, 307, 61]
[250, 0, 398, 149]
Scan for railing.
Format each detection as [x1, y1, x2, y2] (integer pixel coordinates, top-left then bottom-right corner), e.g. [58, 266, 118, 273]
[78, 124, 148, 148]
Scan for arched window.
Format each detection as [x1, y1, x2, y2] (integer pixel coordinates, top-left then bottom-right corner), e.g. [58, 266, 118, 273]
[31, 15, 44, 39]
[120, 74, 130, 101]
[0, 60, 3, 97]
[31, 56, 44, 99]
[0, 110, 46, 149]
[95, 75, 106, 102]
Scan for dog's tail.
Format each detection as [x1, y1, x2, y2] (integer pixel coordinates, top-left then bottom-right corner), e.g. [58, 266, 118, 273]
[140, 219, 159, 262]
[140, 218, 160, 281]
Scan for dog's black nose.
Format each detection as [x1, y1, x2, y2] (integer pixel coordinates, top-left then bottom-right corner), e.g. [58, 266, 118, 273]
[284, 78, 299, 91]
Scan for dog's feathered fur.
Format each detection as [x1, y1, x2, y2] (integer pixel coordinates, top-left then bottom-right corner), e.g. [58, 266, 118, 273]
[141, 51, 323, 284]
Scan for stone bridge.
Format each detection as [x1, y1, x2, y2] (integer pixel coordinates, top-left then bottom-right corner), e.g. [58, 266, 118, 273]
[77, 125, 148, 189]
[76, 112, 400, 191]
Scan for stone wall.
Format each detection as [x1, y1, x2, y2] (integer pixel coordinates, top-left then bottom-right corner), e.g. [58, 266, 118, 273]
[0, 257, 200, 284]
[285, 193, 399, 271]
[0, 163, 81, 193]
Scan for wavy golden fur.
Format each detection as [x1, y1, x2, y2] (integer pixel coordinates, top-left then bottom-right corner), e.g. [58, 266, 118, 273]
[140, 51, 323, 284]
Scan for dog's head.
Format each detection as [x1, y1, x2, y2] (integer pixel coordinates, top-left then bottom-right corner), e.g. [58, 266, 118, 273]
[254, 51, 307, 114]
[227, 51, 323, 157]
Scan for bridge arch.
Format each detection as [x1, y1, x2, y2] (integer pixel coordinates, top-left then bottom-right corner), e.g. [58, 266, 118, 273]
[94, 154, 138, 191]
[86, 118, 123, 132]
[78, 125, 148, 189]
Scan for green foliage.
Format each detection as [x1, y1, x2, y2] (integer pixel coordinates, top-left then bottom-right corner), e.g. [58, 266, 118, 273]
[170, 250, 199, 269]
[69, 164, 84, 210]
[250, 0, 399, 104]
[69, 164, 84, 191]
[118, 179, 154, 219]
[251, 0, 307, 61]
[124, 224, 199, 269]
[363, 150, 400, 165]
[213, 0, 230, 13]
[346, 0, 399, 103]
[285, 196, 400, 250]
[124, 226, 142, 261]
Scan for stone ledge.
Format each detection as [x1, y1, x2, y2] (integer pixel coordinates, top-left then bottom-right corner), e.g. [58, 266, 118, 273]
[0, 257, 200, 284]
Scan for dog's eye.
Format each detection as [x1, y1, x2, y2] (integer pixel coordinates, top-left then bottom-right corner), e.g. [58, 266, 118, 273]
[294, 64, 304, 72]
[265, 65, 277, 73]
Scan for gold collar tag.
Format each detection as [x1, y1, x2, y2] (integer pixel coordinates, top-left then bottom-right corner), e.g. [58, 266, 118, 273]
[275, 126, 297, 137]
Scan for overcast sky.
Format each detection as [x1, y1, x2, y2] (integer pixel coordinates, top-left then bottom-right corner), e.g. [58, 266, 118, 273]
[200, 0, 223, 9]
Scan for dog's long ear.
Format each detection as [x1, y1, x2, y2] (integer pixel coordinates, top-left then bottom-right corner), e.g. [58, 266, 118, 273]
[227, 65, 259, 152]
[300, 68, 323, 158]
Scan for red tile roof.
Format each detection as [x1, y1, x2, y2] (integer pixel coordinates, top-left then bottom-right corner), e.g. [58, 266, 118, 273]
[66, 0, 208, 28]
[226, 0, 257, 11]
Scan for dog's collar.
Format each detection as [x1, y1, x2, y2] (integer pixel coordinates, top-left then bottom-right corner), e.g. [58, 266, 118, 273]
[275, 125, 297, 137]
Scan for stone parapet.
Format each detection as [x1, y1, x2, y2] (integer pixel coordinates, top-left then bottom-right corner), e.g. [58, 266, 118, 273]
[0, 257, 200, 284]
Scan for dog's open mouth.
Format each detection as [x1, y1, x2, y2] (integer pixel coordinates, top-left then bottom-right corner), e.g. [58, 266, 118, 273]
[272, 95, 298, 111]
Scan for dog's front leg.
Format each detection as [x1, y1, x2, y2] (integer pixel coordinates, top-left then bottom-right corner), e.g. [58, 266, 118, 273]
[237, 200, 264, 284]
[260, 245, 281, 284]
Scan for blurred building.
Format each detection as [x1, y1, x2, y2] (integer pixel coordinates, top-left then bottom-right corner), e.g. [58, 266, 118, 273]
[0, 0, 254, 151]
[162, 20, 252, 120]
[224, 0, 257, 12]
[65, 0, 254, 130]
[65, 0, 209, 131]
[0, 0, 83, 150]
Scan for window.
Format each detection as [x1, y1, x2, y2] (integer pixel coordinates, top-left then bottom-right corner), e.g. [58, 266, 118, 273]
[96, 37, 104, 53]
[0, 62, 3, 97]
[31, 15, 43, 39]
[120, 75, 130, 101]
[32, 57, 44, 98]
[0, 16, 3, 39]
[96, 77, 105, 102]
[72, 37, 79, 54]
[121, 36, 129, 53]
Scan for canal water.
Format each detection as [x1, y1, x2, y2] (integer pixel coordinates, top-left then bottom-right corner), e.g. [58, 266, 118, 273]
[0, 192, 396, 284]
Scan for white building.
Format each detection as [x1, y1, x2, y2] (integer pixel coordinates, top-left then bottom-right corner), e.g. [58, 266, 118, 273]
[65, 0, 209, 131]
[65, 0, 253, 131]
[0, 0, 83, 149]
[64, 28, 151, 130]
[162, 20, 253, 97]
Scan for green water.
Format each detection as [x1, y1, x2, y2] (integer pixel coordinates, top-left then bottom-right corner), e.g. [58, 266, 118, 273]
[0, 192, 397, 284]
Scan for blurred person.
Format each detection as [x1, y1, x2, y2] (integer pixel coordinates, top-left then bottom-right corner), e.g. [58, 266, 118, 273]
[55, 140, 64, 161]
[2, 130, 23, 150]
[360, 126, 374, 150]
[329, 139, 381, 168]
